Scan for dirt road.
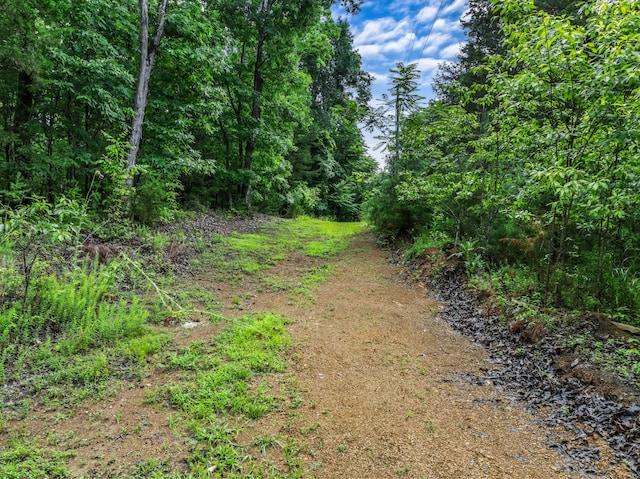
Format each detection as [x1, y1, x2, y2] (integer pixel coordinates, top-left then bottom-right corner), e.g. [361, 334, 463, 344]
[247, 234, 585, 479]
[8, 225, 630, 478]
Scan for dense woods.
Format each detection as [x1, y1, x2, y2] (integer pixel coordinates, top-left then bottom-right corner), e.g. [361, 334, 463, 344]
[0, 0, 374, 221]
[367, 0, 640, 324]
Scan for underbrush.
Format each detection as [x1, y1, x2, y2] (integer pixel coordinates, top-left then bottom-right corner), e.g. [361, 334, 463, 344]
[0, 212, 363, 477]
[0, 255, 174, 413]
[404, 234, 640, 389]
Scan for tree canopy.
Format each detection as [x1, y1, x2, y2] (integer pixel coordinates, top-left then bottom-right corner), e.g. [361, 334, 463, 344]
[0, 0, 375, 221]
[366, 0, 640, 322]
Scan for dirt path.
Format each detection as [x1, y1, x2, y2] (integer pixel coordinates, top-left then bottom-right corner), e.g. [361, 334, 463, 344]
[244, 234, 584, 478]
[7, 228, 630, 478]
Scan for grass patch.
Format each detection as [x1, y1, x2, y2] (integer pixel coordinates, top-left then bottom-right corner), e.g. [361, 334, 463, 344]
[153, 312, 303, 477]
[0, 256, 176, 414]
[195, 217, 363, 284]
[0, 215, 364, 476]
[570, 335, 640, 385]
[290, 264, 335, 303]
[159, 313, 289, 419]
[0, 436, 70, 478]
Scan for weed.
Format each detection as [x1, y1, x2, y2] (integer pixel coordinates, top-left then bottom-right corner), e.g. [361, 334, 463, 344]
[0, 437, 69, 478]
[424, 418, 436, 434]
[153, 313, 298, 475]
[168, 414, 182, 429]
[127, 457, 172, 477]
[300, 423, 320, 434]
[336, 444, 349, 455]
[291, 264, 335, 303]
[252, 436, 283, 455]
[403, 230, 449, 261]
[0, 216, 366, 477]
[396, 465, 410, 476]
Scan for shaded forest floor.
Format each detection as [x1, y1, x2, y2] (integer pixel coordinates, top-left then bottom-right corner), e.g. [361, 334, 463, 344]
[0, 216, 636, 478]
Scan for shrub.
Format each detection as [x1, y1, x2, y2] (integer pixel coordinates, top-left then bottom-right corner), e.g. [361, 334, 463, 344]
[132, 172, 181, 225]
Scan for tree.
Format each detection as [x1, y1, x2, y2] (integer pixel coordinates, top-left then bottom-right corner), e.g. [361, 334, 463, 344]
[0, 0, 137, 202]
[126, 0, 169, 186]
[376, 62, 424, 175]
[0, 0, 374, 224]
[433, 0, 504, 108]
[371, 0, 640, 317]
[293, 16, 374, 219]
[489, 0, 640, 305]
[210, 0, 336, 210]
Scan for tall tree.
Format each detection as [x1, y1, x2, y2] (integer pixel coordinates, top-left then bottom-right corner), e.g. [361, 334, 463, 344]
[376, 62, 423, 175]
[126, 0, 169, 185]
[211, 0, 329, 209]
[433, 0, 504, 109]
[293, 16, 374, 219]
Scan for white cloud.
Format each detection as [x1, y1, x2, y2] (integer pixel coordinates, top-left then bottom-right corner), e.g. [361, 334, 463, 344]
[432, 17, 462, 33]
[388, 0, 437, 15]
[345, 0, 468, 157]
[356, 44, 384, 61]
[353, 17, 411, 46]
[442, 0, 468, 16]
[428, 31, 455, 48]
[415, 31, 455, 56]
[370, 71, 390, 82]
[414, 57, 441, 74]
[440, 42, 462, 59]
[381, 32, 416, 53]
[416, 6, 438, 23]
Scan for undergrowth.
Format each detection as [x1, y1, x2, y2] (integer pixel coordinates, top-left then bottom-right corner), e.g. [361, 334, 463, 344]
[0, 254, 178, 413]
[404, 232, 640, 388]
[0, 214, 363, 477]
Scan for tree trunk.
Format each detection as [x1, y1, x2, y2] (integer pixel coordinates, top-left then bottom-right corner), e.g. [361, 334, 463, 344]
[126, 0, 168, 186]
[393, 84, 400, 176]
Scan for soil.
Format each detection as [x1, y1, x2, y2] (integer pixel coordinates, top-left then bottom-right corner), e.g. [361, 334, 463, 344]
[3, 224, 637, 478]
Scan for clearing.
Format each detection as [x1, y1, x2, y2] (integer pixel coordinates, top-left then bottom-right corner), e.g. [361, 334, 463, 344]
[0, 217, 633, 478]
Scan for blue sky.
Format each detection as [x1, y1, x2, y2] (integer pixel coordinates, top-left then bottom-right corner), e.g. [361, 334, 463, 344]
[332, 0, 469, 165]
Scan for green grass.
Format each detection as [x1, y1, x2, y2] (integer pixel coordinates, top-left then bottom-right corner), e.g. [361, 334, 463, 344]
[158, 313, 289, 419]
[0, 215, 365, 477]
[0, 436, 70, 478]
[290, 264, 335, 303]
[0, 256, 175, 414]
[569, 335, 640, 385]
[151, 312, 303, 477]
[196, 217, 364, 284]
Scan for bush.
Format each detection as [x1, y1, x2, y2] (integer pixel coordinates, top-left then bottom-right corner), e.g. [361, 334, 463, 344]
[363, 174, 430, 238]
[0, 258, 148, 357]
[283, 184, 320, 218]
[132, 172, 181, 225]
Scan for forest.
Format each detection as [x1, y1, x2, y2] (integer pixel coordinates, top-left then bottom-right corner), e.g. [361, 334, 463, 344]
[1, 0, 374, 221]
[368, 0, 640, 326]
[2, 0, 640, 321]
